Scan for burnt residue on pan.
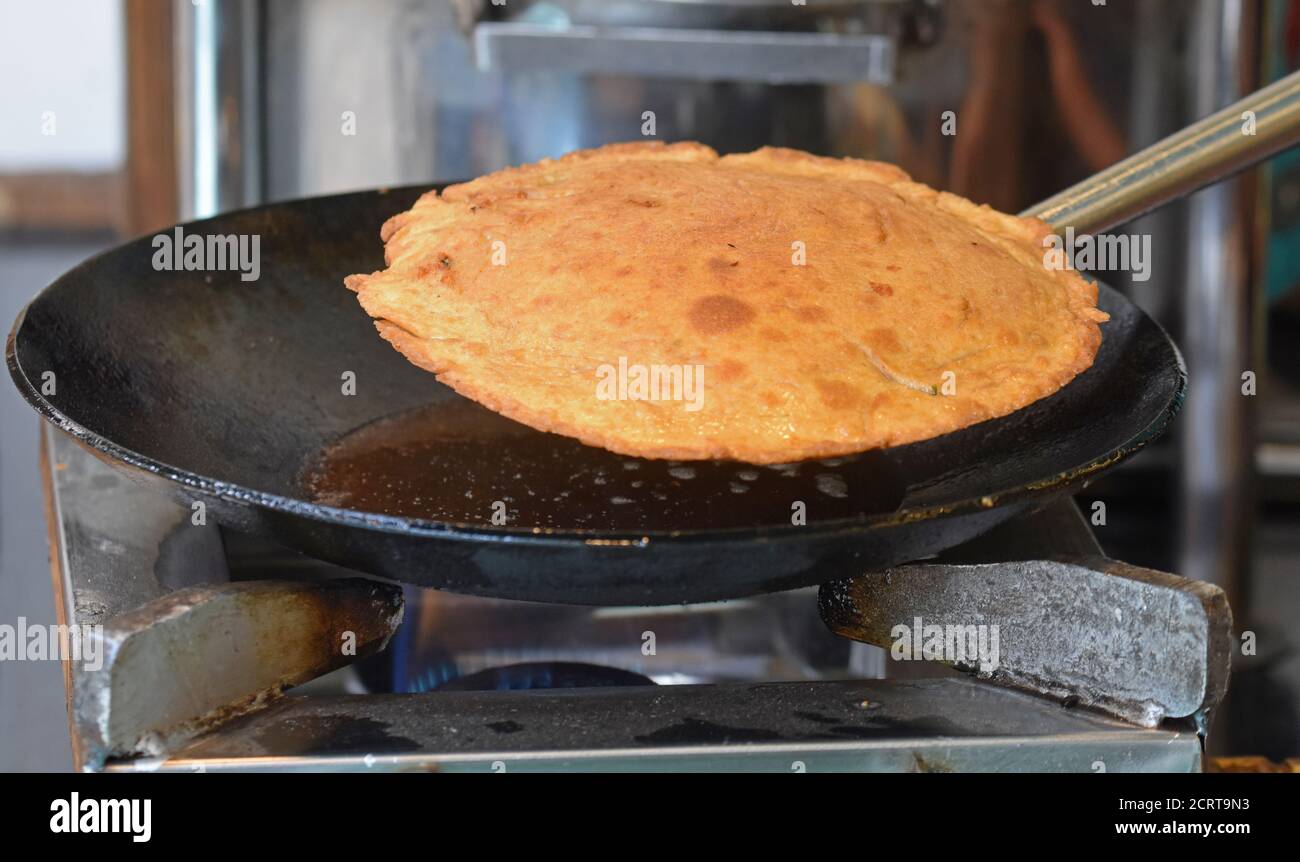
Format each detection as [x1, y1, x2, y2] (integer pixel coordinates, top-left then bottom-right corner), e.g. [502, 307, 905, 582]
[300, 399, 907, 532]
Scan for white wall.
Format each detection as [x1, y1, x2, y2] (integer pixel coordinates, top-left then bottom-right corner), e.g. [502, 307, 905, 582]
[0, 0, 125, 172]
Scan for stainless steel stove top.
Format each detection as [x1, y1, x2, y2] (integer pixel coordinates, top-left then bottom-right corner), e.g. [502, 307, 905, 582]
[40, 424, 1216, 772]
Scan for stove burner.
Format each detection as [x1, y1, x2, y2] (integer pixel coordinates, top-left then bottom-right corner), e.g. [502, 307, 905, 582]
[437, 662, 657, 692]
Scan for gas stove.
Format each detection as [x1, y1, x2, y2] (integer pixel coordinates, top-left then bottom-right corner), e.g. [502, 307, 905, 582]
[41, 424, 1225, 772]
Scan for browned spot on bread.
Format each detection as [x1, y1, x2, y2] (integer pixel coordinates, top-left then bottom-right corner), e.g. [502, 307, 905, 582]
[866, 327, 902, 354]
[761, 327, 788, 343]
[795, 305, 828, 322]
[869, 281, 894, 297]
[415, 253, 454, 281]
[715, 358, 748, 382]
[708, 256, 740, 272]
[689, 295, 756, 334]
[815, 379, 861, 410]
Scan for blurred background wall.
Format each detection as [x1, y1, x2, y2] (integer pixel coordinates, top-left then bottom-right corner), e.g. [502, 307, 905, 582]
[0, 0, 127, 771]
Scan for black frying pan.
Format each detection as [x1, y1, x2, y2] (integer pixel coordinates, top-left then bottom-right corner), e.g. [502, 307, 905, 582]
[7, 186, 1183, 605]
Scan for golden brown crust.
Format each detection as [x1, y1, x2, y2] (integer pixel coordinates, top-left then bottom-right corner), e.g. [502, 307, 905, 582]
[347, 142, 1107, 463]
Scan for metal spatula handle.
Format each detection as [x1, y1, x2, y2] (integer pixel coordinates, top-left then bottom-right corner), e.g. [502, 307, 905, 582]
[1023, 68, 1300, 234]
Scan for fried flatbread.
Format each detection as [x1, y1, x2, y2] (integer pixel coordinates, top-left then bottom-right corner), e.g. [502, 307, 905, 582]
[345, 142, 1107, 464]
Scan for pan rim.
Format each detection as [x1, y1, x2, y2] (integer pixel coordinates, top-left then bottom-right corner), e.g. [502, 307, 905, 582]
[7, 282, 1185, 550]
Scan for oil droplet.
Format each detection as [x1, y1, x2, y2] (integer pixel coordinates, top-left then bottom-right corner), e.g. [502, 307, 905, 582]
[816, 474, 849, 498]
